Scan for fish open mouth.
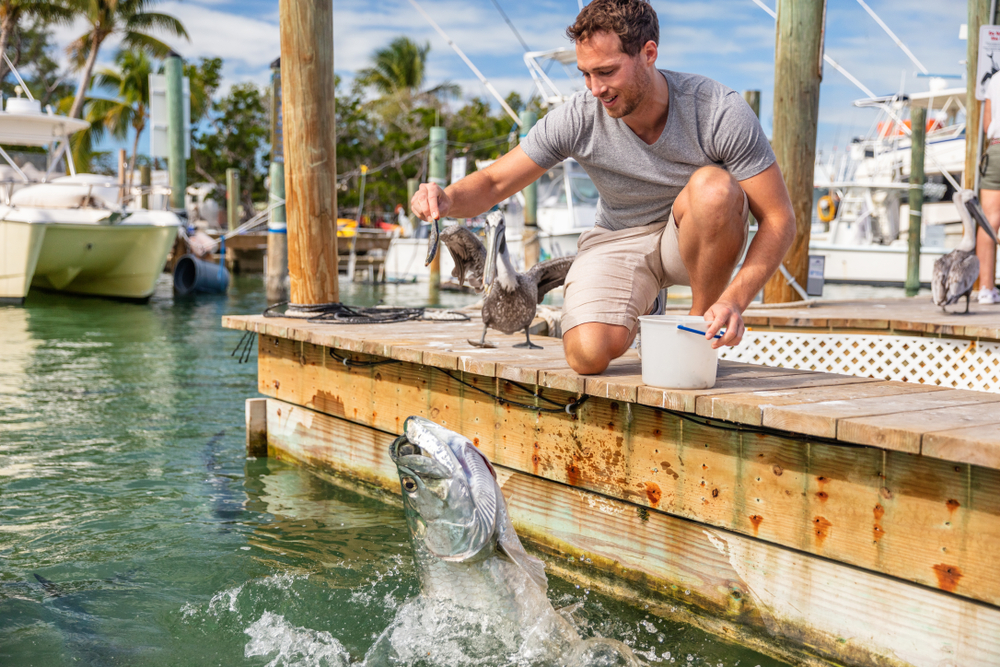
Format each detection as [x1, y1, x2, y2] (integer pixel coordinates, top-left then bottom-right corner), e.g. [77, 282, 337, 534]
[389, 435, 422, 462]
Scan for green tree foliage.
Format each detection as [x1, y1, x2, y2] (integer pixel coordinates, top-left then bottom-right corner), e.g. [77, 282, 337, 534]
[190, 82, 270, 219]
[84, 50, 154, 191]
[0, 18, 73, 107]
[0, 0, 73, 84]
[65, 0, 188, 119]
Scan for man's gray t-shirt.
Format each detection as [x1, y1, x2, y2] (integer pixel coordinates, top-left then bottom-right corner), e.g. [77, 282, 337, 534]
[520, 69, 775, 231]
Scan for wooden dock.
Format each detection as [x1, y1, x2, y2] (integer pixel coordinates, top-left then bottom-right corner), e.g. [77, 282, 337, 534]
[225, 313, 1000, 667]
[742, 297, 1000, 340]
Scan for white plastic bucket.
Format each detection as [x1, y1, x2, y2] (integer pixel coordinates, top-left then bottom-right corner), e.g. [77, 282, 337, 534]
[637, 315, 719, 389]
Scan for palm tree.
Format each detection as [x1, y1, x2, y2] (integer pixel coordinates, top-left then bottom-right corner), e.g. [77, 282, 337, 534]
[87, 49, 153, 194]
[0, 0, 73, 83]
[65, 0, 187, 119]
[356, 36, 459, 124]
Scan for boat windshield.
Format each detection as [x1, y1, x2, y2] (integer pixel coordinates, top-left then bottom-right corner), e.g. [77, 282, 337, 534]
[538, 165, 600, 207]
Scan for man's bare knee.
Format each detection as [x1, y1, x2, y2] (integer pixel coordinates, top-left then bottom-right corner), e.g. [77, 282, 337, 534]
[563, 323, 629, 375]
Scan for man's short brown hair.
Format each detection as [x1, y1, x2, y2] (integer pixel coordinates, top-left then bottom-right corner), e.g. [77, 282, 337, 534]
[566, 0, 659, 57]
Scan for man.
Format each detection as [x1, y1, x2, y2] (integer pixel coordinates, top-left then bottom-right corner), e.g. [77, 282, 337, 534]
[411, 0, 795, 375]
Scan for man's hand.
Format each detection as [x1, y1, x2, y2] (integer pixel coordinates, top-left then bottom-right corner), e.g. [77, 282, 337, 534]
[702, 300, 745, 350]
[410, 183, 451, 221]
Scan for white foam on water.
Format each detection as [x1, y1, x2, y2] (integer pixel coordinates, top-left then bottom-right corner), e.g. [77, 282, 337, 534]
[245, 611, 351, 667]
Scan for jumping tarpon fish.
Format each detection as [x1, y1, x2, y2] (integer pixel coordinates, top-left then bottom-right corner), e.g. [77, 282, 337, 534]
[387, 416, 640, 666]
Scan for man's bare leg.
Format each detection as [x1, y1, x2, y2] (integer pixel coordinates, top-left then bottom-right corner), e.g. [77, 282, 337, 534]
[978, 189, 1000, 292]
[673, 166, 747, 315]
[563, 165, 746, 375]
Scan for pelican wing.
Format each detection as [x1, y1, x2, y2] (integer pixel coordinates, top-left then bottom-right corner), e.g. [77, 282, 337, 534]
[945, 252, 979, 305]
[440, 225, 486, 290]
[931, 254, 953, 307]
[527, 256, 574, 303]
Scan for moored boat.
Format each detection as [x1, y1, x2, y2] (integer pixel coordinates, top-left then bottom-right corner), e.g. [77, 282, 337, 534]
[0, 88, 180, 304]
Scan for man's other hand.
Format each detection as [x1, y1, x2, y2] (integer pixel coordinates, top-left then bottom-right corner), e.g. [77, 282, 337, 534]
[411, 183, 451, 221]
[702, 300, 745, 349]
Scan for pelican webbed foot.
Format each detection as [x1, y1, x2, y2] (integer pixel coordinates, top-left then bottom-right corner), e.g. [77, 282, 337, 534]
[513, 330, 543, 350]
[467, 325, 496, 349]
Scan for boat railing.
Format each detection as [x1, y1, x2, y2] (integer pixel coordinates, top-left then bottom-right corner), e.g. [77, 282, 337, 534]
[0, 178, 174, 211]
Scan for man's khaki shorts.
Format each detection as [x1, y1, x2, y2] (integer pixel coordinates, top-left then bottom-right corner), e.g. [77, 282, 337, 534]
[561, 190, 749, 334]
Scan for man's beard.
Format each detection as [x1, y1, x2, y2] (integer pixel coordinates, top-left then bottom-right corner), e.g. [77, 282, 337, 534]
[604, 65, 651, 119]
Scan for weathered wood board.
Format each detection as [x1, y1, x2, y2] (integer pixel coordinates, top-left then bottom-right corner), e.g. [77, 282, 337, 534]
[239, 328, 1000, 608]
[263, 398, 1000, 667]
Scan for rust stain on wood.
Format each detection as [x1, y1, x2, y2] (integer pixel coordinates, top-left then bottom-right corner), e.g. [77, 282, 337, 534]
[813, 516, 832, 548]
[748, 514, 763, 536]
[644, 482, 662, 507]
[946, 498, 961, 513]
[932, 564, 963, 592]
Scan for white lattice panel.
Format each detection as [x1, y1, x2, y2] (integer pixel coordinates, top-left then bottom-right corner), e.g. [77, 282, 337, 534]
[720, 332, 1000, 393]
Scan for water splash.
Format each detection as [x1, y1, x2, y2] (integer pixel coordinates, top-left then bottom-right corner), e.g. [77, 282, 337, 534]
[245, 611, 351, 667]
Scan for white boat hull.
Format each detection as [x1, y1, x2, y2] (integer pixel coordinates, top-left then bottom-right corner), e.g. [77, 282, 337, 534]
[0, 209, 179, 302]
[810, 241, 1000, 286]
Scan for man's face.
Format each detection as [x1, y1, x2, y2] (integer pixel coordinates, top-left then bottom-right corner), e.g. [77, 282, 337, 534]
[576, 31, 651, 119]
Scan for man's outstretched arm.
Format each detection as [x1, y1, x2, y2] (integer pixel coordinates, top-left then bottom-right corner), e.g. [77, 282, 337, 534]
[702, 162, 796, 346]
[410, 146, 548, 221]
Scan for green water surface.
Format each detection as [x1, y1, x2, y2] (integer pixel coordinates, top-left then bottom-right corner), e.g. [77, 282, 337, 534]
[0, 275, 788, 666]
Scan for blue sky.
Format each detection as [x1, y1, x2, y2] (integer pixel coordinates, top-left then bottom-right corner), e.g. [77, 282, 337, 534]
[48, 0, 970, 164]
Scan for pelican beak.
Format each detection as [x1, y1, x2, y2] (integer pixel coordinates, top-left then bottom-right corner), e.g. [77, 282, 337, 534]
[483, 220, 500, 291]
[424, 217, 441, 266]
[966, 195, 1000, 246]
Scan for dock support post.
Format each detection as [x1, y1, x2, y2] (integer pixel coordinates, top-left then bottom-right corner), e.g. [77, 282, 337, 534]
[742, 90, 760, 119]
[246, 398, 268, 457]
[520, 110, 539, 268]
[279, 0, 339, 306]
[428, 126, 446, 296]
[140, 165, 150, 209]
[763, 0, 825, 304]
[226, 168, 240, 232]
[906, 106, 927, 297]
[268, 161, 289, 303]
[165, 54, 186, 211]
[967, 0, 992, 190]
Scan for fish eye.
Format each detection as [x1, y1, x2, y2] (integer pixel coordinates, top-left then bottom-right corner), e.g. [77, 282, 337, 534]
[401, 476, 418, 493]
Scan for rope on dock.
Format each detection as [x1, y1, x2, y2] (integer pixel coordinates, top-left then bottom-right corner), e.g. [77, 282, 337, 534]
[437, 368, 589, 415]
[262, 302, 470, 324]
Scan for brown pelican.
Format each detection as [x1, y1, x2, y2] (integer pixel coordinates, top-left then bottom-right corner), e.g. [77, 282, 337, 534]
[436, 211, 573, 349]
[932, 190, 1000, 313]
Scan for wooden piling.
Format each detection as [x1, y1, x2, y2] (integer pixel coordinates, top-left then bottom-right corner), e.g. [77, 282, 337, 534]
[742, 90, 760, 119]
[428, 126, 446, 293]
[278, 0, 339, 306]
[520, 110, 539, 268]
[226, 168, 240, 232]
[763, 0, 825, 304]
[245, 397, 268, 457]
[967, 0, 992, 190]
[140, 165, 150, 209]
[906, 106, 926, 297]
[267, 161, 289, 303]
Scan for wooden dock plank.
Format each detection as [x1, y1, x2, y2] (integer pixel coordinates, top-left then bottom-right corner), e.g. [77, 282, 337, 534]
[761, 389, 1000, 442]
[922, 424, 1000, 468]
[837, 401, 1000, 453]
[263, 399, 1000, 667]
[696, 380, 945, 426]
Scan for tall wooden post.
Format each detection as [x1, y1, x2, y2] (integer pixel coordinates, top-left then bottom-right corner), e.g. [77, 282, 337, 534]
[279, 0, 339, 306]
[520, 110, 539, 268]
[267, 161, 289, 303]
[140, 165, 150, 209]
[267, 59, 289, 304]
[742, 90, 760, 119]
[165, 54, 186, 210]
[406, 178, 419, 216]
[117, 148, 126, 204]
[967, 0, 992, 190]
[428, 126, 446, 293]
[763, 0, 825, 304]
[226, 168, 240, 231]
[905, 107, 927, 297]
